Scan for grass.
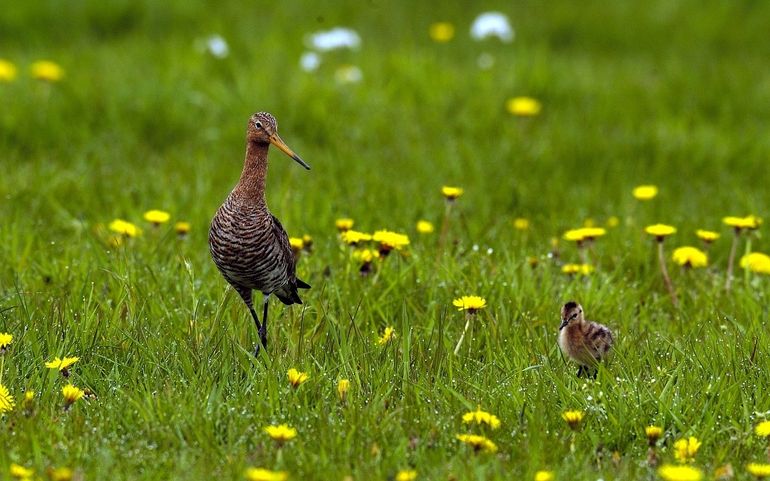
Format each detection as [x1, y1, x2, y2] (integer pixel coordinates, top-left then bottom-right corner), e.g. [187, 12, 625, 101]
[2, 0, 770, 479]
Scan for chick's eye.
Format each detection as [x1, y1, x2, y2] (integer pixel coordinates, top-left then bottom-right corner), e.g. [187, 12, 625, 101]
[255, 121, 263, 129]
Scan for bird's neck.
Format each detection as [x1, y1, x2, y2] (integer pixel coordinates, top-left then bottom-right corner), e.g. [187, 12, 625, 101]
[234, 140, 269, 205]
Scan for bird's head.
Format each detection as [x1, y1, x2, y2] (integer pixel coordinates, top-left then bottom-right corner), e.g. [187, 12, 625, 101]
[247, 111, 310, 170]
[559, 301, 583, 330]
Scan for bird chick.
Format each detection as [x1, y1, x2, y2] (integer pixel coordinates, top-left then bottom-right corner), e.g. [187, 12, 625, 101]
[558, 301, 614, 378]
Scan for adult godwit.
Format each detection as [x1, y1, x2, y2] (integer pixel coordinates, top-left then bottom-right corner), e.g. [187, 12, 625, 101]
[209, 112, 311, 356]
[557, 301, 614, 378]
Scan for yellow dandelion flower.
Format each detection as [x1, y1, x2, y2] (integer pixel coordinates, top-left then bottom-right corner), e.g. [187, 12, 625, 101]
[583, 227, 606, 239]
[741, 253, 770, 274]
[31, 60, 64, 82]
[535, 471, 555, 481]
[645, 224, 676, 239]
[21, 390, 35, 411]
[658, 464, 703, 481]
[645, 425, 664, 444]
[429, 22, 455, 42]
[245, 468, 289, 481]
[672, 247, 708, 268]
[335, 218, 354, 232]
[563, 229, 587, 242]
[506, 96, 542, 116]
[175, 221, 191, 236]
[108, 219, 141, 238]
[10, 463, 34, 478]
[373, 230, 410, 252]
[0, 59, 18, 82]
[62, 384, 84, 406]
[607, 216, 620, 227]
[264, 424, 297, 443]
[377, 326, 395, 346]
[633, 185, 658, 200]
[48, 467, 73, 481]
[396, 470, 417, 481]
[416, 220, 434, 234]
[562, 410, 584, 429]
[341, 230, 372, 245]
[455, 433, 498, 453]
[289, 237, 304, 253]
[514, 218, 530, 230]
[723, 215, 762, 230]
[143, 209, 170, 225]
[561, 264, 594, 276]
[673, 436, 701, 463]
[337, 379, 350, 403]
[301, 235, 313, 250]
[452, 295, 487, 313]
[462, 405, 501, 429]
[353, 249, 379, 263]
[0, 332, 12, 352]
[45, 356, 79, 372]
[747, 463, 770, 478]
[756, 420, 770, 437]
[441, 186, 464, 200]
[695, 229, 719, 242]
[287, 368, 309, 388]
[563, 227, 604, 242]
[0, 384, 15, 413]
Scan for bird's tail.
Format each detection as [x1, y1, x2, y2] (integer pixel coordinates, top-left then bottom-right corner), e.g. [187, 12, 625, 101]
[275, 278, 310, 305]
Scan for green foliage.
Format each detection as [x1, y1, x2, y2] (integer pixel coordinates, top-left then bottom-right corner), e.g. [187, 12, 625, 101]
[1, 1, 770, 479]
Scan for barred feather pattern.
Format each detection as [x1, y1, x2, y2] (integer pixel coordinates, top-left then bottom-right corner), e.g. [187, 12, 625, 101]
[209, 195, 300, 307]
[559, 319, 614, 367]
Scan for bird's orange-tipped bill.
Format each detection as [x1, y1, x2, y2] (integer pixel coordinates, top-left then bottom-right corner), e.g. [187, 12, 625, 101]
[269, 133, 310, 170]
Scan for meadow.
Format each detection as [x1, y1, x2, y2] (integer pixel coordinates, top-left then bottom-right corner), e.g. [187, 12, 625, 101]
[2, 1, 770, 479]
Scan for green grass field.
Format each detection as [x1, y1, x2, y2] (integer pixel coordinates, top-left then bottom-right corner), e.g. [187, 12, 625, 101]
[2, 1, 770, 479]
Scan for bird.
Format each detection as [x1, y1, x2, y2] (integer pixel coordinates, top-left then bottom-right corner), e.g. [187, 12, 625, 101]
[557, 301, 614, 378]
[209, 112, 311, 356]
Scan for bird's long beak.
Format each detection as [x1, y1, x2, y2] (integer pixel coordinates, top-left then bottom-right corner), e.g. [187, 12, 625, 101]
[269, 133, 311, 170]
[559, 319, 569, 330]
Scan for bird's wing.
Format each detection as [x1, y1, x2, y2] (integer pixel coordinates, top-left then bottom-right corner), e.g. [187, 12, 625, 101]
[269, 213, 297, 281]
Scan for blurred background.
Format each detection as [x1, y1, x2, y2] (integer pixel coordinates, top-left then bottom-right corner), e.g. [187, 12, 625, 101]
[2, 0, 769, 274]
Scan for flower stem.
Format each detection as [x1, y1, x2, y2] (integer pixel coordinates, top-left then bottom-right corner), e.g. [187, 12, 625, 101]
[744, 235, 753, 287]
[453, 313, 472, 356]
[647, 447, 658, 467]
[437, 201, 453, 259]
[725, 229, 739, 291]
[657, 241, 678, 306]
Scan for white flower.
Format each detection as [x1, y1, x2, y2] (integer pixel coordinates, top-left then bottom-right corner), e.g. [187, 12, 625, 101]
[307, 27, 361, 51]
[470, 12, 514, 42]
[206, 35, 229, 58]
[300, 51, 321, 71]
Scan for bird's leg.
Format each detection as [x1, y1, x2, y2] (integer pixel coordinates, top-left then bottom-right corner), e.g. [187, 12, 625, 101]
[248, 307, 262, 357]
[591, 368, 598, 380]
[258, 293, 270, 351]
[577, 366, 584, 377]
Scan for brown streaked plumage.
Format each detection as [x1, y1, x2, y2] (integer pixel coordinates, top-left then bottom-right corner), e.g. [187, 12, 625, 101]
[209, 112, 311, 356]
[558, 301, 614, 378]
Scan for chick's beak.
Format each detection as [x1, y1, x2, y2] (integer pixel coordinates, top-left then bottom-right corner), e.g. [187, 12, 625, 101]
[559, 319, 569, 330]
[269, 133, 311, 170]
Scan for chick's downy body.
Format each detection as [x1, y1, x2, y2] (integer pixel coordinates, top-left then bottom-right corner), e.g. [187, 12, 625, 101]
[558, 301, 614, 377]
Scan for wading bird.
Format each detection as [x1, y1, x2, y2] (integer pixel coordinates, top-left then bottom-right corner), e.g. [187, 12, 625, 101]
[558, 301, 614, 378]
[209, 112, 311, 356]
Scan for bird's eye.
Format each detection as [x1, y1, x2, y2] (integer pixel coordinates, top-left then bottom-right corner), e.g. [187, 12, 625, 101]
[255, 121, 263, 129]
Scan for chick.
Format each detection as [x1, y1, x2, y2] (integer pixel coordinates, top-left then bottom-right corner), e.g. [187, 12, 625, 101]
[558, 301, 614, 378]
